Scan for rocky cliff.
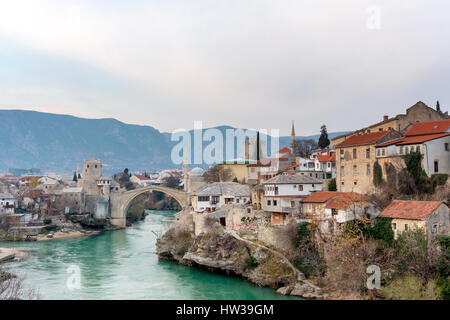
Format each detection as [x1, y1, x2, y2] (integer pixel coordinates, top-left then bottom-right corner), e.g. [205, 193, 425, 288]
[156, 210, 322, 298]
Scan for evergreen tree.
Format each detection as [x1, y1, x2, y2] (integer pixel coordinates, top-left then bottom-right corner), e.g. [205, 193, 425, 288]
[436, 100, 441, 112]
[256, 131, 260, 161]
[318, 125, 330, 149]
[73, 172, 78, 182]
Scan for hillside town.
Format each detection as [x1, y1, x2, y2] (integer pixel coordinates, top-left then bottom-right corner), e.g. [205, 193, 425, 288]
[1, 100, 449, 299]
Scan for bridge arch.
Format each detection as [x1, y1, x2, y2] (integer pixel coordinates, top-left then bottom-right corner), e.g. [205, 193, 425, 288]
[110, 186, 188, 227]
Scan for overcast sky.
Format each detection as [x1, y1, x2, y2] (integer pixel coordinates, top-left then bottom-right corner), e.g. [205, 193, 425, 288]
[0, 0, 449, 135]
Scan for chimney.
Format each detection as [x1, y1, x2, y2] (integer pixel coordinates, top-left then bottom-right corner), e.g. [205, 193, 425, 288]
[383, 115, 389, 122]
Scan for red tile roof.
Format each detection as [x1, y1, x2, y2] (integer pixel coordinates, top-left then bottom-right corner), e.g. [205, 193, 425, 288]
[278, 147, 291, 153]
[134, 174, 150, 180]
[379, 200, 445, 220]
[317, 153, 336, 162]
[405, 119, 450, 136]
[247, 160, 271, 167]
[336, 131, 390, 148]
[302, 192, 371, 210]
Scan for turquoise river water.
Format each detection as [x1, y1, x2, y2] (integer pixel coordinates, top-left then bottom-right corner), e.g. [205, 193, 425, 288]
[1, 210, 297, 300]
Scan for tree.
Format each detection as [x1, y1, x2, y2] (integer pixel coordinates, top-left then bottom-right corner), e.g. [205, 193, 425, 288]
[318, 125, 330, 149]
[164, 175, 181, 189]
[294, 139, 318, 157]
[373, 161, 383, 187]
[203, 165, 232, 182]
[436, 100, 441, 112]
[328, 178, 337, 191]
[232, 177, 239, 183]
[73, 172, 78, 182]
[29, 177, 39, 188]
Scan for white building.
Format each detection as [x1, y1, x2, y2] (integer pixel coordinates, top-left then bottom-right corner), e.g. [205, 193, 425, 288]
[0, 192, 18, 214]
[130, 174, 152, 187]
[191, 182, 251, 213]
[376, 119, 450, 175]
[262, 174, 323, 225]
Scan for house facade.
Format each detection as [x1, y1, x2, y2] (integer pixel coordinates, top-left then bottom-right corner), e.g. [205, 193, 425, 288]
[335, 130, 403, 194]
[262, 174, 322, 225]
[0, 192, 18, 214]
[301, 191, 379, 234]
[379, 200, 449, 241]
[375, 119, 450, 177]
[191, 182, 251, 213]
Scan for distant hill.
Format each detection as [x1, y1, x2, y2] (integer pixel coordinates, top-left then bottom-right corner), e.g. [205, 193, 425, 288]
[0, 110, 349, 174]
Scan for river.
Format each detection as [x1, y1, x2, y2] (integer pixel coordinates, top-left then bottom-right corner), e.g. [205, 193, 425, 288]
[1, 210, 297, 300]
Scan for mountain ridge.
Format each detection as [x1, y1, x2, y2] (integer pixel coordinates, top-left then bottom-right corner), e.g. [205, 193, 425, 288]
[0, 110, 349, 174]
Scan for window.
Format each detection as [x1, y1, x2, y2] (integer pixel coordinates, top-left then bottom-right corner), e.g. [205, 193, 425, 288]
[236, 198, 240, 203]
[340, 166, 345, 177]
[341, 181, 344, 185]
[267, 200, 271, 206]
[273, 200, 277, 206]
[353, 149, 357, 159]
[432, 224, 438, 233]
[434, 161, 439, 173]
[251, 168, 255, 173]
[367, 164, 371, 175]
[366, 148, 370, 158]
[445, 143, 449, 151]
[354, 181, 357, 186]
[377, 149, 380, 156]
[392, 223, 396, 230]
[399, 146, 403, 154]
[340, 150, 344, 158]
[382, 149, 385, 156]
[353, 165, 357, 176]
[416, 145, 420, 153]
[405, 224, 408, 231]
[290, 201, 295, 208]
[293, 185, 296, 188]
[198, 196, 210, 202]
[298, 185, 303, 191]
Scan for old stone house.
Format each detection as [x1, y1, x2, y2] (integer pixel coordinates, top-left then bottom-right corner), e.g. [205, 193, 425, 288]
[332, 101, 448, 147]
[191, 182, 251, 213]
[375, 119, 450, 177]
[262, 174, 323, 225]
[379, 200, 449, 241]
[335, 129, 402, 194]
[301, 191, 379, 234]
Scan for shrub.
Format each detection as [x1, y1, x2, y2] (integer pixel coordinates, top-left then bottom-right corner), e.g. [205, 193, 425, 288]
[43, 218, 52, 225]
[431, 174, 448, 186]
[381, 275, 440, 300]
[373, 161, 383, 187]
[370, 217, 394, 246]
[327, 178, 337, 191]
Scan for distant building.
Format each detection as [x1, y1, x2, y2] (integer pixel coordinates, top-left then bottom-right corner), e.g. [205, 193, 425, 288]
[301, 191, 379, 234]
[0, 192, 18, 214]
[130, 174, 152, 187]
[379, 200, 449, 241]
[77, 158, 103, 195]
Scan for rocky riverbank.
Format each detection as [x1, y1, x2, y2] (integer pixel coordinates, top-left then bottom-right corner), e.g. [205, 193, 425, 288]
[156, 210, 322, 299]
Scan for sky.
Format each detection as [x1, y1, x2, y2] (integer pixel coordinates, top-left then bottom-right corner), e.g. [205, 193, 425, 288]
[0, 0, 449, 135]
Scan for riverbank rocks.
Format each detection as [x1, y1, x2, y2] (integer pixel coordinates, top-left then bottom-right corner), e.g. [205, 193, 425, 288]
[290, 282, 323, 299]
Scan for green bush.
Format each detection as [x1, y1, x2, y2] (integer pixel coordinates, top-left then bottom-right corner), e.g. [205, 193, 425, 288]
[327, 178, 337, 191]
[431, 174, 448, 186]
[370, 217, 394, 245]
[43, 218, 52, 225]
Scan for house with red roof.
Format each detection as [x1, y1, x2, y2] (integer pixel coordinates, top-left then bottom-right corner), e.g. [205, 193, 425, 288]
[379, 200, 449, 240]
[335, 129, 403, 194]
[130, 174, 152, 187]
[301, 191, 379, 233]
[375, 119, 450, 175]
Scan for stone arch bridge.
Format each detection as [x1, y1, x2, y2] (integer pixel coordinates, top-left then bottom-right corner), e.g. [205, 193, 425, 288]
[109, 186, 189, 227]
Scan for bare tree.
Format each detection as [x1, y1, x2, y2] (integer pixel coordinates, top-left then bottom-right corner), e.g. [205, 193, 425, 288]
[294, 139, 318, 157]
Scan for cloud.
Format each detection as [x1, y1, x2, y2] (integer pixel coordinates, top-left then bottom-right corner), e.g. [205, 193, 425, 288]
[0, 0, 449, 134]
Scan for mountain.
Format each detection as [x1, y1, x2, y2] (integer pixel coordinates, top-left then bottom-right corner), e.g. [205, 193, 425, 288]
[0, 110, 349, 174]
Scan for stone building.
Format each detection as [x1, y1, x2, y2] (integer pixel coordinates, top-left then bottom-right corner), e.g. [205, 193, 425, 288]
[335, 129, 402, 194]
[379, 200, 449, 241]
[301, 191, 379, 234]
[77, 158, 103, 196]
[332, 101, 448, 147]
[375, 119, 450, 177]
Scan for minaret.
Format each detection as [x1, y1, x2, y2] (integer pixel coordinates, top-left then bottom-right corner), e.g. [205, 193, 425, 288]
[182, 146, 189, 192]
[290, 121, 296, 155]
